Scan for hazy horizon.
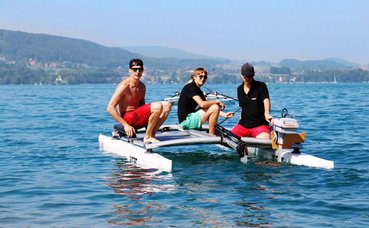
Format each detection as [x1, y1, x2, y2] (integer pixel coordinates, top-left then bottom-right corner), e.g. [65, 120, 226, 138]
[1, 0, 368, 65]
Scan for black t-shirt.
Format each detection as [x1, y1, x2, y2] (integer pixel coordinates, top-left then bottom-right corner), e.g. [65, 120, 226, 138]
[177, 81, 206, 123]
[238, 80, 270, 128]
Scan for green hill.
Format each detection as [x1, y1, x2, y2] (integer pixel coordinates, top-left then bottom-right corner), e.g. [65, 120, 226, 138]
[0, 29, 137, 67]
[0, 29, 229, 69]
[0, 29, 230, 84]
[279, 58, 359, 72]
[122, 45, 227, 60]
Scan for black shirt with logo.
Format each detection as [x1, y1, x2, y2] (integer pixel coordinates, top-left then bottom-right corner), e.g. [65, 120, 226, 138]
[237, 80, 270, 128]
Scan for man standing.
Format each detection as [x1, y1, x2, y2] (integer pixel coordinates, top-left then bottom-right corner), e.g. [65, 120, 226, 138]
[177, 67, 234, 135]
[231, 63, 273, 139]
[106, 59, 171, 143]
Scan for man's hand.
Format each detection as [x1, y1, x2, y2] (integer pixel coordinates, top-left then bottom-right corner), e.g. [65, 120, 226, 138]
[224, 112, 234, 118]
[124, 124, 136, 137]
[265, 113, 273, 123]
[218, 102, 225, 110]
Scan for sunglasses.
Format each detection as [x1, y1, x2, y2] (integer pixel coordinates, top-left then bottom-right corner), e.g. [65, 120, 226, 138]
[197, 75, 207, 80]
[131, 67, 143, 72]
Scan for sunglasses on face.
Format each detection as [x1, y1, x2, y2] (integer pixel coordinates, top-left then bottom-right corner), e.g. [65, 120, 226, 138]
[131, 67, 143, 72]
[197, 75, 207, 80]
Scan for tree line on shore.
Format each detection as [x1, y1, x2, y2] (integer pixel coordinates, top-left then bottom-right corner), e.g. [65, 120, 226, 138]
[2, 61, 368, 85]
[1, 29, 368, 85]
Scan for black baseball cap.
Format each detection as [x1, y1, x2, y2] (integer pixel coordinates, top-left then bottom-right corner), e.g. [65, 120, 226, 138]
[241, 63, 255, 77]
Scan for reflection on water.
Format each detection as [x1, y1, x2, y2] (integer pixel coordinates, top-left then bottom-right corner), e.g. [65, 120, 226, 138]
[103, 148, 288, 226]
[108, 203, 163, 226]
[106, 160, 175, 197]
[233, 169, 275, 227]
[105, 159, 175, 226]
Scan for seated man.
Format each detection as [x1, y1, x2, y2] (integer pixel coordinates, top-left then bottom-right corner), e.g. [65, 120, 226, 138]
[106, 58, 171, 143]
[177, 67, 234, 135]
[231, 63, 273, 139]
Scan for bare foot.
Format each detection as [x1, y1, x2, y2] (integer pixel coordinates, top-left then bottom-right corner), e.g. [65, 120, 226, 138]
[144, 137, 160, 144]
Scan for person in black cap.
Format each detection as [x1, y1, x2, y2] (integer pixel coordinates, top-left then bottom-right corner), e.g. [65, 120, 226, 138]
[231, 63, 273, 139]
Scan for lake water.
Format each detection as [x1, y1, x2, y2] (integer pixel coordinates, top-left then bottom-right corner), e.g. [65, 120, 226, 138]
[1, 83, 369, 227]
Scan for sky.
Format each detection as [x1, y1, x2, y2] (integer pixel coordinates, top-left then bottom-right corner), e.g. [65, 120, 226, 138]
[1, 0, 369, 64]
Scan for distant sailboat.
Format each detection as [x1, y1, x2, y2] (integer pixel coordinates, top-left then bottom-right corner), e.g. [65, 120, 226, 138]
[333, 75, 337, 83]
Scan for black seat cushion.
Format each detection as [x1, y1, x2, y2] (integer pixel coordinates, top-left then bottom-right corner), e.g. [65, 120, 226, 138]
[114, 124, 125, 133]
[113, 124, 136, 138]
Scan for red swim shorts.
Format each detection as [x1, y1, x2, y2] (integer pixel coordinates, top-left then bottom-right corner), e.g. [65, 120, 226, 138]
[122, 103, 151, 129]
[231, 124, 270, 138]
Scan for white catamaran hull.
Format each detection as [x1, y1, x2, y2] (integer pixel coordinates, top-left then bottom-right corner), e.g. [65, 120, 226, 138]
[241, 137, 334, 169]
[246, 146, 334, 169]
[279, 150, 334, 169]
[99, 134, 172, 172]
[98, 122, 334, 172]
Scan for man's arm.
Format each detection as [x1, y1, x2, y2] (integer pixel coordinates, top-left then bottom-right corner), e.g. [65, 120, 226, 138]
[107, 82, 128, 125]
[192, 95, 224, 110]
[106, 82, 136, 136]
[263, 98, 273, 121]
[138, 83, 146, 107]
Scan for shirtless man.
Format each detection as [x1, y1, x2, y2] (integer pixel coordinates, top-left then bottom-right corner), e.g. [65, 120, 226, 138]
[106, 59, 171, 143]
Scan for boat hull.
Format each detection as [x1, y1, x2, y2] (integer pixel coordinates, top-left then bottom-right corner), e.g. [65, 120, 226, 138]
[280, 150, 334, 169]
[98, 125, 334, 172]
[98, 134, 172, 172]
[241, 133, 334, 169]
[247, 147, 334, 169]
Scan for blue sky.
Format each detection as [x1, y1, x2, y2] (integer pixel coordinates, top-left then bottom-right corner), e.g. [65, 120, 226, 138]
[1, 0, 368, 64]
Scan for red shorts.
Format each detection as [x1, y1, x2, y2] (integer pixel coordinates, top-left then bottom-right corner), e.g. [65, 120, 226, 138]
[122, 104, 151, 129]
[231, 124, 270, 138]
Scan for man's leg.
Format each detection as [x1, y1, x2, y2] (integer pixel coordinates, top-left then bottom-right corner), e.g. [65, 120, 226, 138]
[144, 102, 163, 143]
[200, 104, 220, 135]
[152, 101, 172, 137]
[256, 132, 271, 139]
[254, 125, 271, 139]
[231, 124, 252, 137]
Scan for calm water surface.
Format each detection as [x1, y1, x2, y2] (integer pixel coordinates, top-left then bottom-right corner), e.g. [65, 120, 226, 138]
[1, 83, 369, 227]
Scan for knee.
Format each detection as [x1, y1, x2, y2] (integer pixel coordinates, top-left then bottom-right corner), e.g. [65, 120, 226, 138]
[163, 101, 172, 112]
[151, 102, 163, 113]
[256, 132, 271, 139]
[209, 104, 220, 113]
